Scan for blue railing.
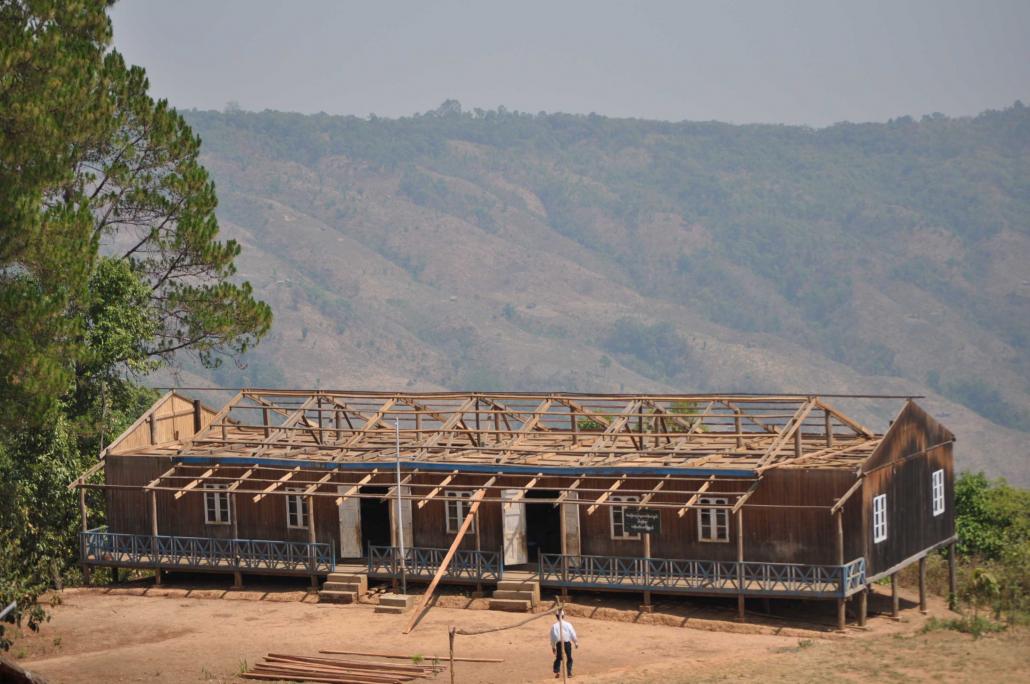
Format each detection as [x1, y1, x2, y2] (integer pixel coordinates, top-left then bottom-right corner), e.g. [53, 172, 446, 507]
[539, 553, 866, 598]
[367, 545, 502, 583]
[79, 526, 334, 574]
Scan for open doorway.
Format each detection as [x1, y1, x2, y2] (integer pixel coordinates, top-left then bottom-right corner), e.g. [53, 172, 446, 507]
[360, 486, 392, 553]
[525, 490, 562, 562]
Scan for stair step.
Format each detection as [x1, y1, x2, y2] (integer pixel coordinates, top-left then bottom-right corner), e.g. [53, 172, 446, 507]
[374, 605, 408, 614]
[488, 598, 532, 612]
[328, 573, 367, 584]
[318, 590, 357, 604]
[322, 581, 364, 593]
[378, 593, 415, 609]
[496, 581, 540, 599]
[492, 589, 536, 602]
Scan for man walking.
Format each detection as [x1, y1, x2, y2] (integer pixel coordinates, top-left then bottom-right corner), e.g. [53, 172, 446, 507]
[550, 609, 579, 678]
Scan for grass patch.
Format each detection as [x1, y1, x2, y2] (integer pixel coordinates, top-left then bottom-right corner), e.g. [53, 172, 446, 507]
[922, 615, 1007, 639]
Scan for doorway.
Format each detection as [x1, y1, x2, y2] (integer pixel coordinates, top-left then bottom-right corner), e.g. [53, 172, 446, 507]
[525, 490, 562, 562]
[360, 486, 392, 553]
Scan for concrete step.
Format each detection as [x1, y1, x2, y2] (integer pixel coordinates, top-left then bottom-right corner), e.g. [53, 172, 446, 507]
[327, 573, 367, 590]
[318, 590, 357, 604]
[497, 580, 540, 600]
[374, 605, 408, 614]
[322, 581, 364, 593]
[488, 598, 532, 612]
[378, 593, 415, 609]
[492, 589, 536, 602]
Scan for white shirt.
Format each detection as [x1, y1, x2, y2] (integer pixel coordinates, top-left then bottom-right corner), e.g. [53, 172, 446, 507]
[550, 621, 578, 646]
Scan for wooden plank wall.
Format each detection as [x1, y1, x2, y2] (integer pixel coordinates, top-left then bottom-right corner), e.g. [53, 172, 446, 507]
[105, 464, 865, 566]
[109, 393, 217, 454]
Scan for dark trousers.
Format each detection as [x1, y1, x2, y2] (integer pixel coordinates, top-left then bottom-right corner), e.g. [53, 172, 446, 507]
[552, 641, 573, 675]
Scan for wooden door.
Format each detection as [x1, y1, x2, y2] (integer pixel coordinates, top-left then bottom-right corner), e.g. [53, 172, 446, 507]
[337, 488, 362, 558]
[502, 488, 528, 565]
[389, 485, 413, 549]
[562, 491, 581, 557]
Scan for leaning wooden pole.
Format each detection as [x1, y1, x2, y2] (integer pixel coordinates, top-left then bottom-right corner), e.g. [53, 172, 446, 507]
[835, 509, 846, 631]
[403, 486, 489, 634]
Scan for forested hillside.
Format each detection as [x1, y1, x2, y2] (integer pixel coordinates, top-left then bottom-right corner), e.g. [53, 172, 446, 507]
[181, 102, 1030, 483]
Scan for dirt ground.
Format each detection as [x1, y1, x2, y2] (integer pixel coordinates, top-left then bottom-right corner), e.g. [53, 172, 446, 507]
[7, 578, 1029, 683]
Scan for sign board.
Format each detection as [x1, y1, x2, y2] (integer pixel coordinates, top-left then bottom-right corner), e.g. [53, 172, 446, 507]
[624, 507, 661, 534]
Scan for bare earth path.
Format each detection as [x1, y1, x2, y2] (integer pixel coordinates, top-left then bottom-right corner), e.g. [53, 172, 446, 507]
[9, 586, 1029, 683]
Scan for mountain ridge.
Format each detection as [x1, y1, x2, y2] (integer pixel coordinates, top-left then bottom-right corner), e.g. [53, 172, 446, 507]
[166, 103, 1029, 484]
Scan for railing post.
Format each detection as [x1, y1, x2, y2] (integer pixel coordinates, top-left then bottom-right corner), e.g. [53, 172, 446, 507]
[835, 509, 846, 631]
[150, 490, 162, 586]
[736, 508, 745, 622]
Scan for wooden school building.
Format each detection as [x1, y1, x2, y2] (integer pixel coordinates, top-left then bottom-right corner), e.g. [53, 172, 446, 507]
[72, 390, 958, 628]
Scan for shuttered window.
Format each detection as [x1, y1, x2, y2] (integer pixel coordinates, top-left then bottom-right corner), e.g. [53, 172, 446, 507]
[932, 469, 945, 517]
[609, 495, 641, 540]
[286, 487, 309, 529]
[445, 491, 475, 534]
[204, 484, 231, 525]
[697, 497, 729, 542]
[873, 494, 887, 543]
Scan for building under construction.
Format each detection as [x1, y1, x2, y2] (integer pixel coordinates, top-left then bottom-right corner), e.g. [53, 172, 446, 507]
[72, 390, 958, 628]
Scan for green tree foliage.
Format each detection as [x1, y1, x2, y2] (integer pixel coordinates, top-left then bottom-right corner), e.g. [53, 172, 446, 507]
[953, 472, 1030, 621]
[0, 0, 113, 422]
[0, 2, 271, 648]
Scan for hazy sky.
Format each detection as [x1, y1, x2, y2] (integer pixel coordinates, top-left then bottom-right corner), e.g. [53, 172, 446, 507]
[111, 0, 1029, 127]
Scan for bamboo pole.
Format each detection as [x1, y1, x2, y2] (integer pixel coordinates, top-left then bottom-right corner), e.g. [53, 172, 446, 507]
[736, 508, 745, 621]
[150, 489, 161, 586]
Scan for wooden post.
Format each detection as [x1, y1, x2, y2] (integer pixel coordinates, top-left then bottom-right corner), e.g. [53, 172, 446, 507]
[891, 573, 899, 618]
[79, 487, 91, 583]
[474, 510, 483, 597]
[641, 532, 652, 612]
[193, 398, 203, 433]
[734, 409, 743, 448]
[557, 606, 568, 684]
[947, 541, 958, 611]
[858, 586, 868, 627]
[835, 509, 845, 631]
[918, 556, 927, 614]
[824, 409, 834, 447]
[559, 496, 569, 601]
[448, 626, 456, 684]
[232, 493, 242, 588]
[736, 508, 745, 621]
[148, 413, 157, 445]
[793, 429, 802, 459]
[150, 489, 162, 586]
[308, 495, 319, 590]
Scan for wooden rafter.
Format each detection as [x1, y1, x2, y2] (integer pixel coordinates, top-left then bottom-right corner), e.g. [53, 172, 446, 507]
[334, 471, 378, 505]
[677, 475, 715, 517]
[252, 466, 301, 503]
[416, 470, 458, 509]
[586, 476, 625, 515]
[173, 466, 218, 499]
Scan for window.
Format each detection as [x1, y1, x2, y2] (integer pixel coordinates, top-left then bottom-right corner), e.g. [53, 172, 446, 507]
[873, 494, 887, 543]
[445, 491, 475, 534]
[286, 487, 309, 529]
[697, 497, 729, 542]
[609, 495, 641, 540]
[932, 469, 945, 517]
[204, 484, 231, 525]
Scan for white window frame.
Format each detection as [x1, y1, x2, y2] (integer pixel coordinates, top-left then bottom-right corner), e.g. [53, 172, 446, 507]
[609, 495, 641, 541]
[203, 484, 231, 525]
[286, 487, 309, 529]
[932, 469, 945, 517]
[873, 493, 887, 543]
[697, 496, 730, 542]
[444, 491, 475, 534]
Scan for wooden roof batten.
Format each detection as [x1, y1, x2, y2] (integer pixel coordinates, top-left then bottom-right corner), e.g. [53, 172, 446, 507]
[112, 389, 897, 474]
